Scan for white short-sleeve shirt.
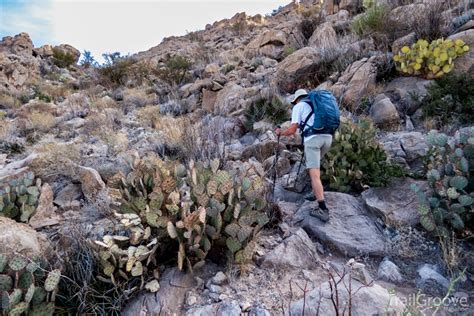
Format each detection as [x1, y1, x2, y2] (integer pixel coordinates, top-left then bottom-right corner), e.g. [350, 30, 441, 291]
[291, 101, 316, 142]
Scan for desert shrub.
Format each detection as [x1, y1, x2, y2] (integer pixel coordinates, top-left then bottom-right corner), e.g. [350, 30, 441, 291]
[93, 155, 269, 297]
[420, 74, 474, 126]
[322, 119, 403, 192]
[412, 128, 473, 236]
[52, 48, 76, 68]
[283, 47, 296, 58]
[0, 253, 60, 315]
[351, 4, 390, 36]
[180, 116, 229, 163]
[244, 97, 290, 131]
[98, 52, 135, 87]
[154, 55, 193, 86]
[221, 64, 235, 75]
[393, 38, 469, 79]
[79, 50, 97, 68]
[56, 230, 130, 315]
[411, 2, 449, 41]
[0, 93, 21, 108]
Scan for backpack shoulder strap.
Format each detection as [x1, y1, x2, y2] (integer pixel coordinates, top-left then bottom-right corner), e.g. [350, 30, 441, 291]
[300, 108, 314, 133]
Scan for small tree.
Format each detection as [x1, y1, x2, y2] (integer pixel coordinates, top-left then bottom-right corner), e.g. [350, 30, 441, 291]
[80, 50, 97, 68]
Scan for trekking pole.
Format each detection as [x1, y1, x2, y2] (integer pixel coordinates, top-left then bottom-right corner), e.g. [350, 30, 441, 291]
[272, 126, 281, 198]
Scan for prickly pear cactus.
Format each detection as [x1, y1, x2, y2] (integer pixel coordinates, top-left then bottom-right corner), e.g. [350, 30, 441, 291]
[0, 254, 57, 315]
[97, 154, 270, 291]
[322, 119, 401, 192]
[0, 170, 41, 223]
[394, 38, 470, 79]
[412, 128, 474, 235]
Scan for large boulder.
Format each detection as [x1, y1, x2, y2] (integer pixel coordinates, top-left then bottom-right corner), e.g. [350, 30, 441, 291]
[261, 228, 320, 269]
[0, 53, 40, 90]
[361, 177, 429, 226]
[448, 29, 474, 78]
[245, 29, 288, 60]
[51, 44, 81, 64]
[331, 56, 377, 111]
[369, 94, 400, 126]
[0, 217, 52, 258]
[308, 22, 337, 49]
[290, 279, 405, 315]
[77, 166, 108, 205]
[390, 4, 429, 28]
[274, 47, 322, 93]
[384, 77, 432, 115]
[293, 192, 388, 257]
[29, 183, 62, 229]
[122, 268, 195, 315]
[0, 32, 34, 56]
[213, 84, 259, 115]
[338, 0, 363, 14]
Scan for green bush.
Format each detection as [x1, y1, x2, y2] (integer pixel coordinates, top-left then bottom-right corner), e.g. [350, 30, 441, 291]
[322, 119, 403, 192]
[93, 155, 269, 295]
[351, 4, 390, 36]
[421, 74, 474, 126]
[154, 55, 193, 86]
[244, 96, 290, 131]
[52, 48, 76, 68]
[412, 128, 473, 236]
[98, 52, 135, 87]
[0, 254, 59, 315]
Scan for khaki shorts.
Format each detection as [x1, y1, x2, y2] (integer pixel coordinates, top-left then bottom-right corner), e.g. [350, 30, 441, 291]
[304, 135, 333, 169]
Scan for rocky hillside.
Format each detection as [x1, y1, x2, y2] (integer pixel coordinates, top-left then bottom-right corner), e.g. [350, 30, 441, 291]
[0, 0, 473, 315]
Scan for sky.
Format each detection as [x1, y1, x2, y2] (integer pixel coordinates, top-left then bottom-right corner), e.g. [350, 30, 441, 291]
[0, 0, 290, 63]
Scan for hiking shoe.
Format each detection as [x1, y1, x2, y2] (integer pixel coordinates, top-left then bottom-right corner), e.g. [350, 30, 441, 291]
[310, 207, 329, 222]
[304, 192, 316, 201]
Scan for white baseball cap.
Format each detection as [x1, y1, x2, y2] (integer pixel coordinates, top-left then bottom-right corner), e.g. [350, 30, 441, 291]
[290, 89, 308, 104]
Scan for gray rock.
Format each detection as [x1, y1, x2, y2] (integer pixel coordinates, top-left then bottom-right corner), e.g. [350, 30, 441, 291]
[380, 132, 429, 171]
[308, 22, 337, 49]
[122, 268, 195, 316]
[54, 184, 83, 208]
[249, 305, 272, 316]
[392, 32, 416, 54]
[377, 258, 403, 283]
[77, 165, 108, 206]
[207, 283, 224, 294]
[417, 264, 449, 295]
[448, 29, 474, 78]
[279, 160, 309, 193]
[385, 77, 432, 115]
[29, 183, 62, 229]
[293, 192, 388, 257]
[261, 228, 320, 269]
[361, 177, 429, 226]
[211, 271, 227, 286]
[369, 94, 400, 126]
[185, 300, 241, 316]
[289, 277, 405, 315]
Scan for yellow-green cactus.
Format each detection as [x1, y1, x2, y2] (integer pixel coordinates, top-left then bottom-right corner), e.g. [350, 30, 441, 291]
[394, 38, 470, 79]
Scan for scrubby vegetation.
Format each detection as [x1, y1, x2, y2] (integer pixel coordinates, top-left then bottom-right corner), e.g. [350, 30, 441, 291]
[322, 119, 403, 192]
[52, 48, 76, 68]
[154, 55, 193, 86]
[244, 96, 290, 131]
[420, 74, 474, 126]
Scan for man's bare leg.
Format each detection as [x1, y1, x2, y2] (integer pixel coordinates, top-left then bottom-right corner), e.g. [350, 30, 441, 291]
[309, 168, 324, 201]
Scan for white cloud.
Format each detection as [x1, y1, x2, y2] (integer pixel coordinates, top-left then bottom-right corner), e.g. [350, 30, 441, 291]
[41, 0, 290, 63]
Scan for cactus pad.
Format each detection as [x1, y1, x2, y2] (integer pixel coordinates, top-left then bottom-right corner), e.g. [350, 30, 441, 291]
[18, 272, 34, 289]
[0, 275, 12, 291]
[44, 269, 61, 292]
[30, 302, 55, 316]
[8, 256, 27, 271]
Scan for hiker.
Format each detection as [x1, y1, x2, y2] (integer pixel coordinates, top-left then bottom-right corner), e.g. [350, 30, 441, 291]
[275, 89, 334, 222]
